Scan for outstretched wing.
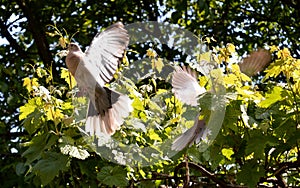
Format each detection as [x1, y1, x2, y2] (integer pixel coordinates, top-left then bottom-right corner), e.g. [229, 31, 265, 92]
[84, 22, 129, 84]
[239, 49, 271, 76]
[172, 116, 206, 151]
[172, 66, 206, 106]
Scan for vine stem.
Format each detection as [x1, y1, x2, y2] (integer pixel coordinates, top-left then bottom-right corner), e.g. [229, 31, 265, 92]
[184, 154, 190, 188]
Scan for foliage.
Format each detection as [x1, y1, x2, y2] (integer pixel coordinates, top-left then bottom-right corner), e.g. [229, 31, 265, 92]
[1, 0, 300, 187]
[165, 0, 300, 57]
[15, 44, 300, 187]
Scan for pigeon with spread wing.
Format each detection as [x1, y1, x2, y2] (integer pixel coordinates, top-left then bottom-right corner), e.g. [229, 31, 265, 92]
[66, 22, 132, 136]
[171, 49, 271, 151]
[171, 66, 207, 151]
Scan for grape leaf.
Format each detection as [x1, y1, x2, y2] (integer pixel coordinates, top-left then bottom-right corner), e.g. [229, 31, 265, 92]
[237, 160, 265, 187]
[259, 86, 283, 108]
[97, 166, 128, 187]
[33, 152, 69, 186]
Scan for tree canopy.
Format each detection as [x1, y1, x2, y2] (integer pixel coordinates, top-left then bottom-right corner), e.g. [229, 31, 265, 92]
[1, 0, 300, 187]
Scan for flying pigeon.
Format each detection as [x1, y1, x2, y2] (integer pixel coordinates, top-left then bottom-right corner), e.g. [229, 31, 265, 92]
[65, 22, 132, 136]
[171, 49, 271, 151]
[171, 66, 207, 151]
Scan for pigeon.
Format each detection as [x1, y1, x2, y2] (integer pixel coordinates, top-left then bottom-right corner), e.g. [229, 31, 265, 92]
[65, 22, 132, 136]
[171, 49, 271, 151]
[171, 66, 207, 151]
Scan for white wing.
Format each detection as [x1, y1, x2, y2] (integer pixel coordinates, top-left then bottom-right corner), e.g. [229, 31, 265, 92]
[84, 22, 129, 84]
[172, 116, 206, 151]
[172, 66, 206, 106]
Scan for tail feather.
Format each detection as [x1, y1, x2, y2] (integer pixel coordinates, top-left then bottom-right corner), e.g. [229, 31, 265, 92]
[85, 88, 132, 136]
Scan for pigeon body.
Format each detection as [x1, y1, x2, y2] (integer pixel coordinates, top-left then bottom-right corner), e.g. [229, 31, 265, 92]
[66, 22, 132, 136]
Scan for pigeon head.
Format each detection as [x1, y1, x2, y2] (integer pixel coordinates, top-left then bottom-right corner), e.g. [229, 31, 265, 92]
[68, 43, 82, 52]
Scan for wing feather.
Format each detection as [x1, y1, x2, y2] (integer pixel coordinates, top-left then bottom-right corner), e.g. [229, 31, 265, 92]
[239, 49, 271, 76]
[84, 22, 129, 84]
[172, 66, 206, 106]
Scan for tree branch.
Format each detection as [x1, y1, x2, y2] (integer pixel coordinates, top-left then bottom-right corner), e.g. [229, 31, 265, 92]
[17, 0, 53, 68]
[174, 162, 228, 187]
[0, 20, 28, 59]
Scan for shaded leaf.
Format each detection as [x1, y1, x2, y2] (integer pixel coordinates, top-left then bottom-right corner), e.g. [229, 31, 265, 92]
[237, 160, 265, 187]
[33, 152, 69, 186]
[97, 166, 128, 187]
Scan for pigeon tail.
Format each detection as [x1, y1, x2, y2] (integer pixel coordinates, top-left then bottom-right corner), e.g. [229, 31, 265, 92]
[85, 88, 132, 136]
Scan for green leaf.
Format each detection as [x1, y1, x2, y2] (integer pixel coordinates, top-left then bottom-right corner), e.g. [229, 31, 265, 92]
[245, 132, 278, 159]
[22, 108, 44, 135]
[187, 146, 203, 164]
[22, 133, 58, 163]
[97, 166, 128, 187]
[15, 162, 27, 176]
[223, 100, 242, 132]
[208, 146, 223, 169]
[237, 160, 265, 187]
[33, 152, 69, 186]
[148, 100, 164, 114]
[139, 181, 156, 188]
[259, 86, 284, 108]
[221, 148, 234, 161]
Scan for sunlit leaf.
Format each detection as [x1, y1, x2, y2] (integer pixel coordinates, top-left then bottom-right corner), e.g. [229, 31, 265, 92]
[146, 49, 157, 58]
[23, 77, 39, 92]
[59, 36, 67, 49]
[132, 97, 144, 111]
[197, 51, 211, 62]
[36, 67, 48, 78]
[227, 43, 236, 53]
[149, 129, 162, 142]
[221, 148, 234, 160]
[259, 86, 284, 108]
[151, 58, 164, 73]
[60, 145, 90, 160]
[223, 74, 238, 86]
[60, 68, 76, 88]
